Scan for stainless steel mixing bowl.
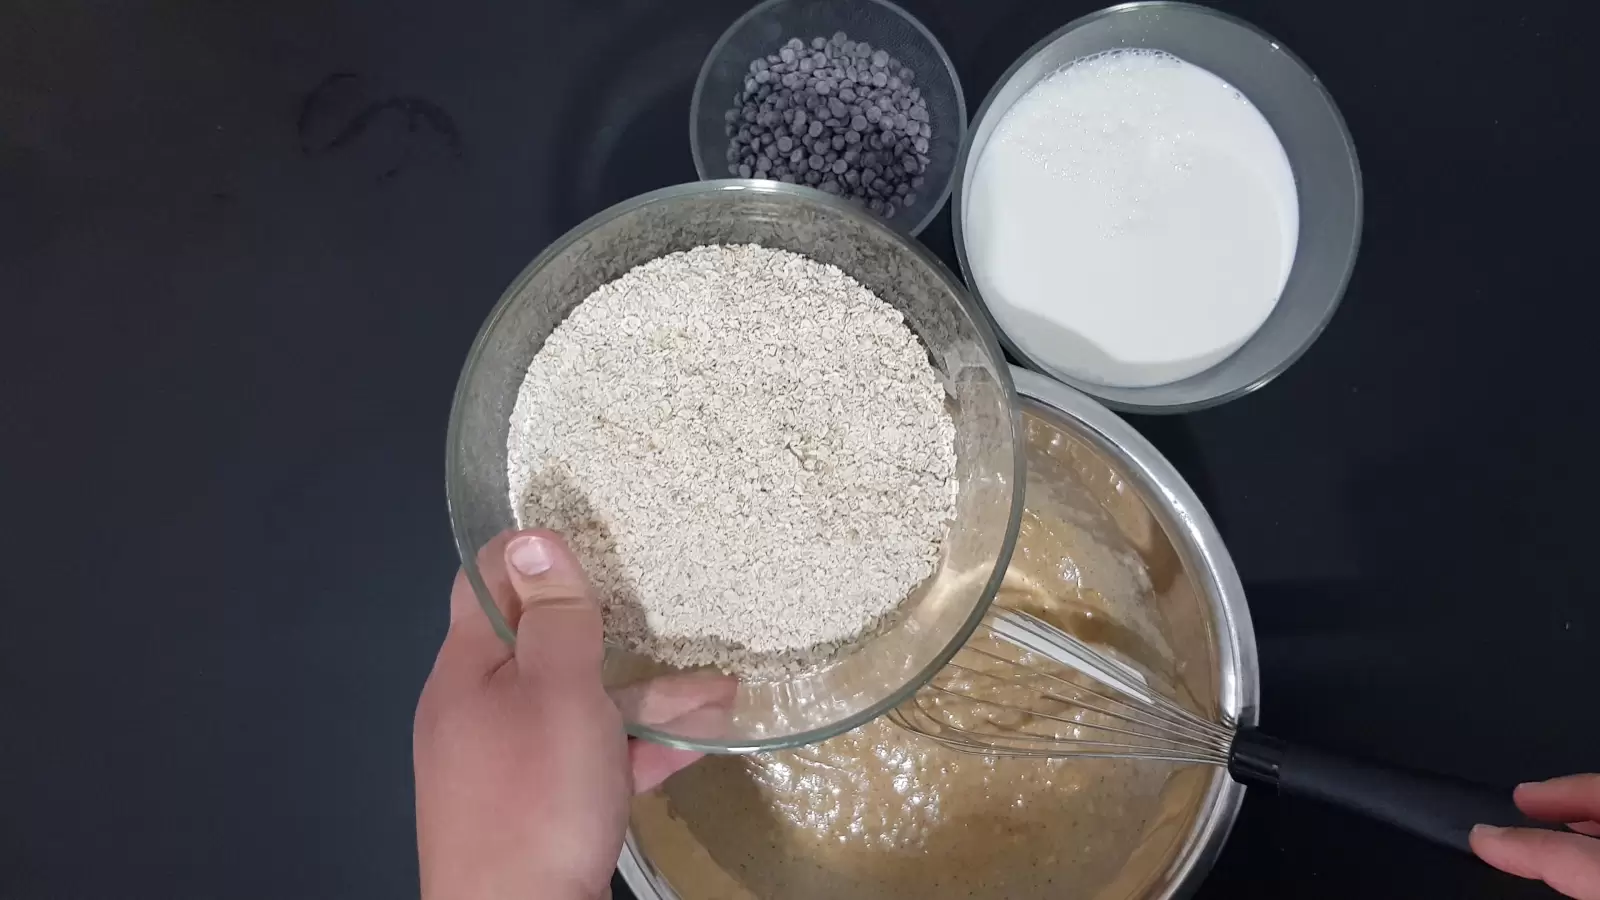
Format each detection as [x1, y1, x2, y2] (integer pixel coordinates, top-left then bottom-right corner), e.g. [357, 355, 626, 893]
[446, 179, 1023, 753]
[618, 365, 1261, 898]
[954, 1, 1362, 413]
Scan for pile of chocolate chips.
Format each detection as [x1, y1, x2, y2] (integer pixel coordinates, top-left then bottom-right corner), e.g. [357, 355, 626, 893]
[724, 32, 932, 219]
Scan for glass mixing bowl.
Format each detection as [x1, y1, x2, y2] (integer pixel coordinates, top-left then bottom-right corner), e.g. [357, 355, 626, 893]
[689, 0, 966, 237]
[446, 180, 1022, 752]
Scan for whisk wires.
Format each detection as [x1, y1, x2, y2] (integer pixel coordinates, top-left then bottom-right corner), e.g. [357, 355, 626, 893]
[890, 609, 1235, 766]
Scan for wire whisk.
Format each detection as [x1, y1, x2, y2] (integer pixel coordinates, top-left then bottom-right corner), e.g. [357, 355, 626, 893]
[892, 608, 1234, 766]
[890, 607, 1565, 855]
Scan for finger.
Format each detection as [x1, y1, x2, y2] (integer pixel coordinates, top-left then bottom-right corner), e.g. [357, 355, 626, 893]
[434, 531, 521, 679]
[619, 675, 737, 792]
[1471, 825, 1600, 900]
[629, 740, 704, 794]
[503, 531, 606, 680]
[611, 672, 740, 727]
[1518, 775, 1600, 825]
[1572, 822, 1600, 838]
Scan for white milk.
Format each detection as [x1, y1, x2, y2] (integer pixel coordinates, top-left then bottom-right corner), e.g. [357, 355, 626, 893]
[965, 50, 1299, 388]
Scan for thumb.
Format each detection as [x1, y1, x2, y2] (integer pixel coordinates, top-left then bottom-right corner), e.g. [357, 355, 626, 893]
[503, 531, 606, 680]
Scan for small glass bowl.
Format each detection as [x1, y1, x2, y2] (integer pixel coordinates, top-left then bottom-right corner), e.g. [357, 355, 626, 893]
[689, 0, 966, 237]
[954, 1, 1362, 413]
[446, 180, 1023, 752]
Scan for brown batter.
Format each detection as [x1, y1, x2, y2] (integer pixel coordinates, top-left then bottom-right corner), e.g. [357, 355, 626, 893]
[630, 410, 1213, 899]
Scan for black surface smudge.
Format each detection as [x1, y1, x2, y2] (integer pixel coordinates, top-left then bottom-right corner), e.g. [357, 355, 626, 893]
[297, 72, 463, 181]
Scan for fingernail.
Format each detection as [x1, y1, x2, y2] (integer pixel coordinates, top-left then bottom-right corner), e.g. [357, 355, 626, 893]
[1471, 824, 1504, 838]
[1515, 778, 1555, 799]
[507, 536, 554, 576]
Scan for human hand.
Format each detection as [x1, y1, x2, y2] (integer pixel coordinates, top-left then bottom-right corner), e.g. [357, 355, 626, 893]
[1472, 774, 1600, 900]
[414, 530, 737, 900]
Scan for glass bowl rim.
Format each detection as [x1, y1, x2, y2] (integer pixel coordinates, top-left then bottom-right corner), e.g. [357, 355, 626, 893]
[950, 0, 1364, 413]
[444, 178, 1026, 753]
[687, 0, 969, 238]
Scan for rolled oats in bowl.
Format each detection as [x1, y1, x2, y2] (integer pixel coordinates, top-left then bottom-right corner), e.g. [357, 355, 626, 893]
[507, 244, 957, 678]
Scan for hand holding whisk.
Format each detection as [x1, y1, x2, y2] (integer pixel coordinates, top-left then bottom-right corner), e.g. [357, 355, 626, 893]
[890, 607, 1568, 855]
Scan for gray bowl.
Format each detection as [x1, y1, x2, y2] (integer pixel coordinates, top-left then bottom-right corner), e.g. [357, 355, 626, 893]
[689, 0, 967, 237]
[954, 1, 1362, 413]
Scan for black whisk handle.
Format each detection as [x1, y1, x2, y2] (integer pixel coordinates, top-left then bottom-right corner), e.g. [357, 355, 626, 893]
[1226, 728, 1559, 854]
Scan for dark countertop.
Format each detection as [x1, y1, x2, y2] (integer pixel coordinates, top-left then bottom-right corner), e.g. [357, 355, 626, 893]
[1, 1, 1590, 897]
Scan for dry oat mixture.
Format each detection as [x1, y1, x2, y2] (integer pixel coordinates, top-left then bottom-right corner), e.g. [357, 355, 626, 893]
[506, 244, 956, 677]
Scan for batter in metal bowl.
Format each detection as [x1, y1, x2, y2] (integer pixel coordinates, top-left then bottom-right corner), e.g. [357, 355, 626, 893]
[630, 410, 1214, 899]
